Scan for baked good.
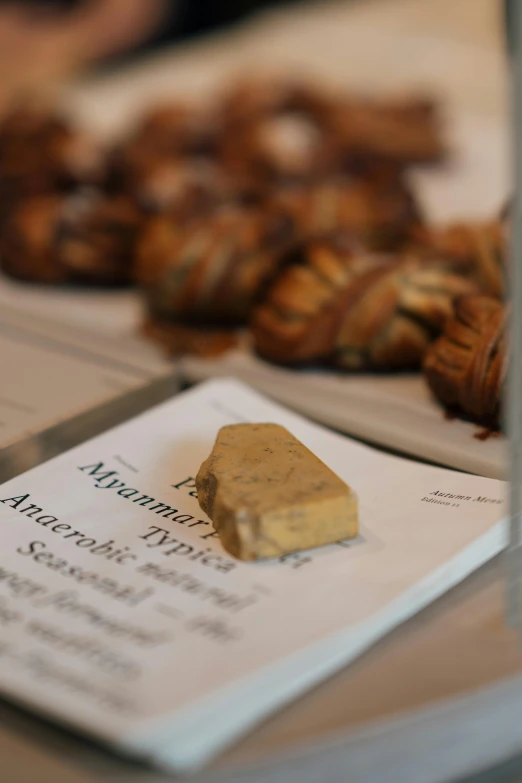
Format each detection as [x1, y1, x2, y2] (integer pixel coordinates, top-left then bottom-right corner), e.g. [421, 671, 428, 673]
[107, 102, 221, 195]
[251, 240, 478, 369]
[136, 205, 293, 325]
[423, 296, 505, 428]
[1, 191, 143, 285]
[413, 220, 505, 299]
[333, 96, 445, 165]
[0, 103, 101, 203]
[142, 318, 240, 358]
[126, 157, 235, 214]
[128, 102, 221, 158]
[221, 78, 340, 183]
[220, 82, 445, 185]
[273, 177, 422, 251]
[222, 78, 335, 122]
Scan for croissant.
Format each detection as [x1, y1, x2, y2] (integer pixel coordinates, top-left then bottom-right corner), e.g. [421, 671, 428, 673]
[1, 191, 143, 285]
[136, 205, 293, 325]
[413, 220, 506, 299]
[423, 296, 506, 428]
[251, 241, 478, 370]
[273, 177, 422, 251]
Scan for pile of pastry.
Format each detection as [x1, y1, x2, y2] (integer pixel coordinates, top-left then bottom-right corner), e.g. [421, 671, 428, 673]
[0, 78, 506, 429]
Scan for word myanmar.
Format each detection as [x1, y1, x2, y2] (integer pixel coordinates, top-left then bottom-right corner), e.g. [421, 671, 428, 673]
[78, 462, 213, 533]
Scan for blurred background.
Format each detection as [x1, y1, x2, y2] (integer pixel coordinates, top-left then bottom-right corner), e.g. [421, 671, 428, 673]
[0, 0, 311, 100]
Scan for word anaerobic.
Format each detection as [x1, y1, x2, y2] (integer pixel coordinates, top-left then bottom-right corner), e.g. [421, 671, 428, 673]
[0, 461, 238, 574]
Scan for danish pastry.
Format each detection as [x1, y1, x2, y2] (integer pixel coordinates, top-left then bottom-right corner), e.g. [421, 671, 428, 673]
[252, 241, 478, 369]
[423, 296, 505, 428]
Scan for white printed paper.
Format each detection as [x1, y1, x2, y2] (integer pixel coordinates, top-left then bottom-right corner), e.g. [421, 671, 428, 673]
[0, 380, 507, 770]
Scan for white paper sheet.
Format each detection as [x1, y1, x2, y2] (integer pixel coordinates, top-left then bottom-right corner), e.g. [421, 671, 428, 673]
[0, 379, 507, 770]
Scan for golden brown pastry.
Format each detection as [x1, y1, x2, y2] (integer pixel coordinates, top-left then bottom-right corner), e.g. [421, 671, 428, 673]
[130, 102, 221, 158]
[273, 177, 422, 251]
[1, 191, 143, 285]
[220, 82, 445, 184]
[413, 220, 506, 299]
[220, 78, 340, 183]
[107, 102, 221, 194]
[128, 157, 236, 214]
[251, 240, 478, 370]
[0, 103, 101, 202]
[222, 78, 334, 123]
[333, 96, 445, 165]
[142, 318, 240, 358]
[136, 205, 293, 325]
[423, 296, 505, 428]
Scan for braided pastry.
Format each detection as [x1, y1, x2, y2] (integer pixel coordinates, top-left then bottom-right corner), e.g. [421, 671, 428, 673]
[126, 157, 235, 215]
[1, 191, 143, 285]
[113, 102, 220, 166]
[0, 103, 100, 203]
[136, 205, 293, 325]
[251, 241, 478, 370]
[423, 296, 506, 428]
[142, 318, 240, 359]
[130, 102, 221, 157]
[273, 177, 422, 251]
[333, 96, 445, 165]
[106, 102, 222, 197]
[413, 220, 505, 299]
[222, 78, 335, 122]
[221, 78, 340, 183]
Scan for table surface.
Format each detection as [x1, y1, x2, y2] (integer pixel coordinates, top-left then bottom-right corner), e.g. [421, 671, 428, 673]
[2, 1, 520, 781]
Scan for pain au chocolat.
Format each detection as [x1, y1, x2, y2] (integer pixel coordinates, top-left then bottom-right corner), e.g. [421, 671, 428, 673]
[251, 240, 478, 370]
[423, 296, 506, 428]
